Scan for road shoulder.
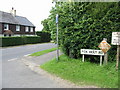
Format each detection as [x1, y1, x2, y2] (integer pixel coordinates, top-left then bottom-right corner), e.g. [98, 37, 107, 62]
[21, 51, 98, 88]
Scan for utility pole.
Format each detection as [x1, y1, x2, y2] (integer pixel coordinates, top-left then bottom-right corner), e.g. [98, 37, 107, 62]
[56, 14, 59, 61]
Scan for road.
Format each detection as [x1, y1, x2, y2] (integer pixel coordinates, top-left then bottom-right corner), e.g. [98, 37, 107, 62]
[1, 43, 65, 88]
[2, 43, 56, 61]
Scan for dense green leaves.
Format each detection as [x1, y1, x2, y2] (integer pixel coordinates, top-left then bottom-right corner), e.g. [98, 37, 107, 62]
[42, 2, 120, 62]
[36, 31, 51, 42]
[1, 36, 41, 47]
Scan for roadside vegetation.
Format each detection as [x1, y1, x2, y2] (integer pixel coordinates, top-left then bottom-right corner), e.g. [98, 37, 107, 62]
[40, 2, 119, 88]
[1, 31, 51, 47]
[41, 54, 118, 88]
[1, 36, 41, 47]
[42, 2, 119, 62]
[30, 47, 57, 56]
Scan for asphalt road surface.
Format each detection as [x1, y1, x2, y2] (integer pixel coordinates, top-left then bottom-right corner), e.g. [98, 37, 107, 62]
[1, 43, 66, 88]
[2, 43, 56, 61]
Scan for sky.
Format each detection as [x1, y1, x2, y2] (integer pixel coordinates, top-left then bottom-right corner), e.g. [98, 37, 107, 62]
[0, 0, 54, 31]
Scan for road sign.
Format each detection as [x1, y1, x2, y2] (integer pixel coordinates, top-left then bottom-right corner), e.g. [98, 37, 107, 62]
[111, 32, 120, 45]
[98, 40, 111, 53]
[80, 49, 104, 66]
[111, 32, 120, 70]
[56, 14, 58, 24]
[81, 49, 104, 56]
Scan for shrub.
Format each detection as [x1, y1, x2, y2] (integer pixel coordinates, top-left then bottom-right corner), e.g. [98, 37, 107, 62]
[42, 2, 120, 62]
[1, 36, 41, 47]
[59, 2, 119, 62]
[23, 36, 41, 44]
[61, 3, 119, 62]
[36, 31, 51, 42]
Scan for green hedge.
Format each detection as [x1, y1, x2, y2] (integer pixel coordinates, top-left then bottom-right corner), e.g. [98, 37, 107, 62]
[59, 2, 119, 62]
[42, 2, 120, 62]
[36, 31, 51, 42]
[0, 36, 41, 47]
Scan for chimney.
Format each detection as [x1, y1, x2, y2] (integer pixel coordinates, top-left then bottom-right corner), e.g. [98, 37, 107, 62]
[14, 10, 16, 16]
[10, 7, 16, 17]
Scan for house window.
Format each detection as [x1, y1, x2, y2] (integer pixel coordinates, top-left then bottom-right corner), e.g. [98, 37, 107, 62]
[25, 27, 29, 32]
[30, 27, 33, 32]
[16, 25, 20, 31]
[4, 24, 9, 30]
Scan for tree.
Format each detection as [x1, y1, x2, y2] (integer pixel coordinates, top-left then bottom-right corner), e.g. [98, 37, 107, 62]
[42, 2, 120, 61]
[41, 18, 50, 32]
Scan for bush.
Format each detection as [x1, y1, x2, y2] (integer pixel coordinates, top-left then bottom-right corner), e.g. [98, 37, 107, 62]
[59, 2, 119, 62]
[42, 2, 120, 62]
[23, 36, 41, 44]
[64, 3, 119, 62]
[1, 36, 41, 47]
[36, 31, 51, 42]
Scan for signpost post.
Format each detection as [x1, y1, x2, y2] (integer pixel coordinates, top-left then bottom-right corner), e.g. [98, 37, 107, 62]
[98, 38, 111, 65]
[116, 45, 120, 70]
[56, 14, 59, 61]
[111, 32, 120, 70]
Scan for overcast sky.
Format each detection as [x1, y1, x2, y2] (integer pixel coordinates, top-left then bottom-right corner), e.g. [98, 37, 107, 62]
[0, 0, 54, 31]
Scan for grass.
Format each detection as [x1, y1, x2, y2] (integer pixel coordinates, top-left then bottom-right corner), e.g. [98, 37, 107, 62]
[30, 47, 57, 56]
[41, 54, 118, 88]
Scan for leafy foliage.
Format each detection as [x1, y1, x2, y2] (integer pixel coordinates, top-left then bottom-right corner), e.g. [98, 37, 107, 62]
[36, 31, 51, 42]
[1, 36, 41, 47]
[42, 2, 120, 62]
[41, 19, 50, 32]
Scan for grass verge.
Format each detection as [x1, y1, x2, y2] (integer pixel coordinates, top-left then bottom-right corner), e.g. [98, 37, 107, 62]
[30, 47, 57, 56]
[41, 54, 118, 88]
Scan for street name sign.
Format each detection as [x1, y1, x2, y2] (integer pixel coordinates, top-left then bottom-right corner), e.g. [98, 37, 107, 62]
[98, 40, 111, 53]
[81, 49, 104, 56]
[111, 32, 120, 45]
[80, 49, 104, 66]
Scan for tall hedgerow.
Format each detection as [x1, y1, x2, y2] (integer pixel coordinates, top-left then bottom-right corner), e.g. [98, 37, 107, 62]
[42, 2, 120, 62]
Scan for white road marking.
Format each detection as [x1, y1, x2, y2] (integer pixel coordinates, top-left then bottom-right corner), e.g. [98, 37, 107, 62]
[8, 58, 17, 61]
[24, 54, 31, 57]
